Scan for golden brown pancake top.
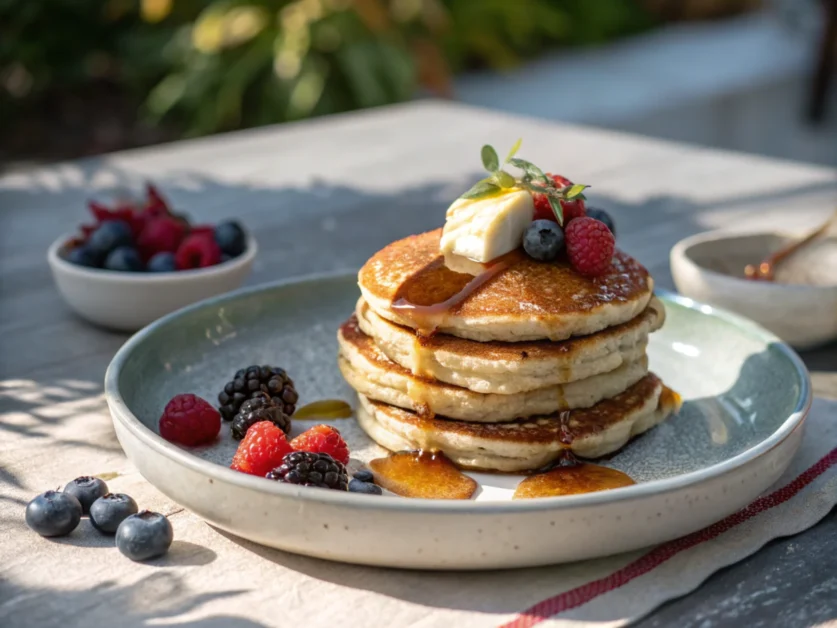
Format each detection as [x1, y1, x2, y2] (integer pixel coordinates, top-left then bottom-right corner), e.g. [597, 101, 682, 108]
[367, 373, 665, 444]
[359, 229, 652, 323]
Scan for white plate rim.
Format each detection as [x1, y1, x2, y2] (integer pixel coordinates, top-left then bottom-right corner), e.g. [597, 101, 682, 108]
[104, 271, 812, 513]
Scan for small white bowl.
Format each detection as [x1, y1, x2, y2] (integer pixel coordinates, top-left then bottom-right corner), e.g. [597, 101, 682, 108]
[47, 232, 257, 332]
[671, 230, 837, 349]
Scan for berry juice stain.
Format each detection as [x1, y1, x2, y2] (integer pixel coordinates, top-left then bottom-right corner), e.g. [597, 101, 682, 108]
[369, 450, 478, 500]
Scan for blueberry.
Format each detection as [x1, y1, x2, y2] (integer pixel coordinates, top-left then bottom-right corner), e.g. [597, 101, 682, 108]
[87, 221, 133, 257]
[585, 207, 616, 236]
[523, 219, 565, 261]
[89, 493, 139, 534]
[352, 469, 374, 482]
[25, 490, 82, 537]
[220, 253, 233, 264]
[214, 221, 246, 257]
[116, 510, 173, 561]
[104, 246, 144, 272]
[147, 251, 176, 272]
[66, 245, 101, 268]
[63, 476, 109, 514]
[348, 479, 383, 495]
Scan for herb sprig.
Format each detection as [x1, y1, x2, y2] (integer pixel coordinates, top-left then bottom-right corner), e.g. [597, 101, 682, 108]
[460, 140, 588, 226]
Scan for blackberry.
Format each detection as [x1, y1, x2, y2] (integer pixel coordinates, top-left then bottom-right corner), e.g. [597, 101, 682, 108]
[266, 452, 348, 490]
[217, 365, 298, 421]
[231, 394, 291, 440]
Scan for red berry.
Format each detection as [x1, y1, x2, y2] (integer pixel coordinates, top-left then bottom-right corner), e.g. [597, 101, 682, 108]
[144, 184, 170, 215]
[231, 422, 293, 477]
[560, 197, 586, 224]
[290, 424, 350, 465]
[159, 394, 220, 446]
[175, 233, 222, 270]
[531, 174, 586, 224]
[190, 224, 215, 237]
[137, 217, 187, 261]
[565, 217, 616, 277]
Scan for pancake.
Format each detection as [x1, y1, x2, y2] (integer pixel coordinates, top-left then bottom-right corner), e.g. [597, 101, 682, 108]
[358, 228, 654, 342]
[338, 316, 650, 421]
[356, 297, 665, 394]
[356, 374, 681, 472]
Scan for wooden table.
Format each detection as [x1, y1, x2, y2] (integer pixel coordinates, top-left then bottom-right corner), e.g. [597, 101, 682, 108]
[2, 102, 836, 627]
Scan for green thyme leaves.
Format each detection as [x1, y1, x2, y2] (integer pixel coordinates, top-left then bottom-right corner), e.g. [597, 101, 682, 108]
[459, 139, 589, 226]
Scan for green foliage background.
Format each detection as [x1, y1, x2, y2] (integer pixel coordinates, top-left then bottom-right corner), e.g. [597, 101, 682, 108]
[0, 0, 656, 142]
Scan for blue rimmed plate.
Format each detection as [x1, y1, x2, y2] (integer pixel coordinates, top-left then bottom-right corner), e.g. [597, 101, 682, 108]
[105, 274, 810, 569]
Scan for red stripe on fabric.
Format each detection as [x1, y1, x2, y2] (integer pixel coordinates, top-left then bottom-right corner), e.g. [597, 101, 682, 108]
[502, 447, 837, 628]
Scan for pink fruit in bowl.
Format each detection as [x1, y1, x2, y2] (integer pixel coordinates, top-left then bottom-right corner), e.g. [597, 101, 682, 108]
[137, 217, 187, 261]
[175, 233, 222, 270]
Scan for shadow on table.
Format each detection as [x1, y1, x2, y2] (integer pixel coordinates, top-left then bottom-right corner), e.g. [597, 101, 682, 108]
[0, 571, 264, 628]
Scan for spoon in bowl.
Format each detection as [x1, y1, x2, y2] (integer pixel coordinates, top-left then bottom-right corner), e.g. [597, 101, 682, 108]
[744, 210, 837, 281]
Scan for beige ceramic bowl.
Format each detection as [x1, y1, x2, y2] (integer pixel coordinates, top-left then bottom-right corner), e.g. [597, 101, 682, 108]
[47, 232, 257, 332]
[671, 230, 837, 349]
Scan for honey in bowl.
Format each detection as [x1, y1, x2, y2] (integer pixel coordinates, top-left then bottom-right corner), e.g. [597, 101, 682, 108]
[369, 450, 478, 500]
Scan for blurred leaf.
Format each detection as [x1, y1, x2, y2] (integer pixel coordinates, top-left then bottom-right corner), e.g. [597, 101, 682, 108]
[461, 179, 500, 200]
[412, 36, 451, 97]
[493, 170, 515, 188]
[504, 138, 522, 163]
[288, 57, 328, 119]
[510, 157, 547, 184]
[0, 0, 658, 144]
[353, 0, 391, 33]
[146, 72, 186, 119]
[141, 0, 172, 24]
[481, 144, 499, 172]
[548, 197, 564, 225]
[565, 183, 588, 199]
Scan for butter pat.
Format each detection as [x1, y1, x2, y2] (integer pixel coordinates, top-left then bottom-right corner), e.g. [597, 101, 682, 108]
[440, 189, 534, 264]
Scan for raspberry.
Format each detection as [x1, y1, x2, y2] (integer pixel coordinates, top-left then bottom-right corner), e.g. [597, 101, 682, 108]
[175, 233, 222, 270]
[144, 184, 170, 215]
[137, 217, 187, 261]
[230, 422, 293, 477]
[159, 394, 221, 446]
[290, 424, 350, 465]
[565, 217, 616, 277]
[532, 174, 586, 225]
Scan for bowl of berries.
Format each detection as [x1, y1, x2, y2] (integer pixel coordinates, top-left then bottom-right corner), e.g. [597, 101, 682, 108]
[47, 184, 257, 331]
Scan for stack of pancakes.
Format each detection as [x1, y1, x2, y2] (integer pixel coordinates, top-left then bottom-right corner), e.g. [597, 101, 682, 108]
[338, 229, 680, 473]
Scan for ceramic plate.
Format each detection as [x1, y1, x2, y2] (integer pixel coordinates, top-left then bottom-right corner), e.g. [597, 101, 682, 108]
[105, 273, 811, 569]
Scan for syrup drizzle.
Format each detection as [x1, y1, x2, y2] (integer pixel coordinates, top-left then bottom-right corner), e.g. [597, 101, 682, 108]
[369, 450, 478, 500]
[513, 451, 635, 499]
[293, 399, 353, 420]
[389, 249, 522, 414]
[390, 250, 522, 336]
[557, 410, 573, 445]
